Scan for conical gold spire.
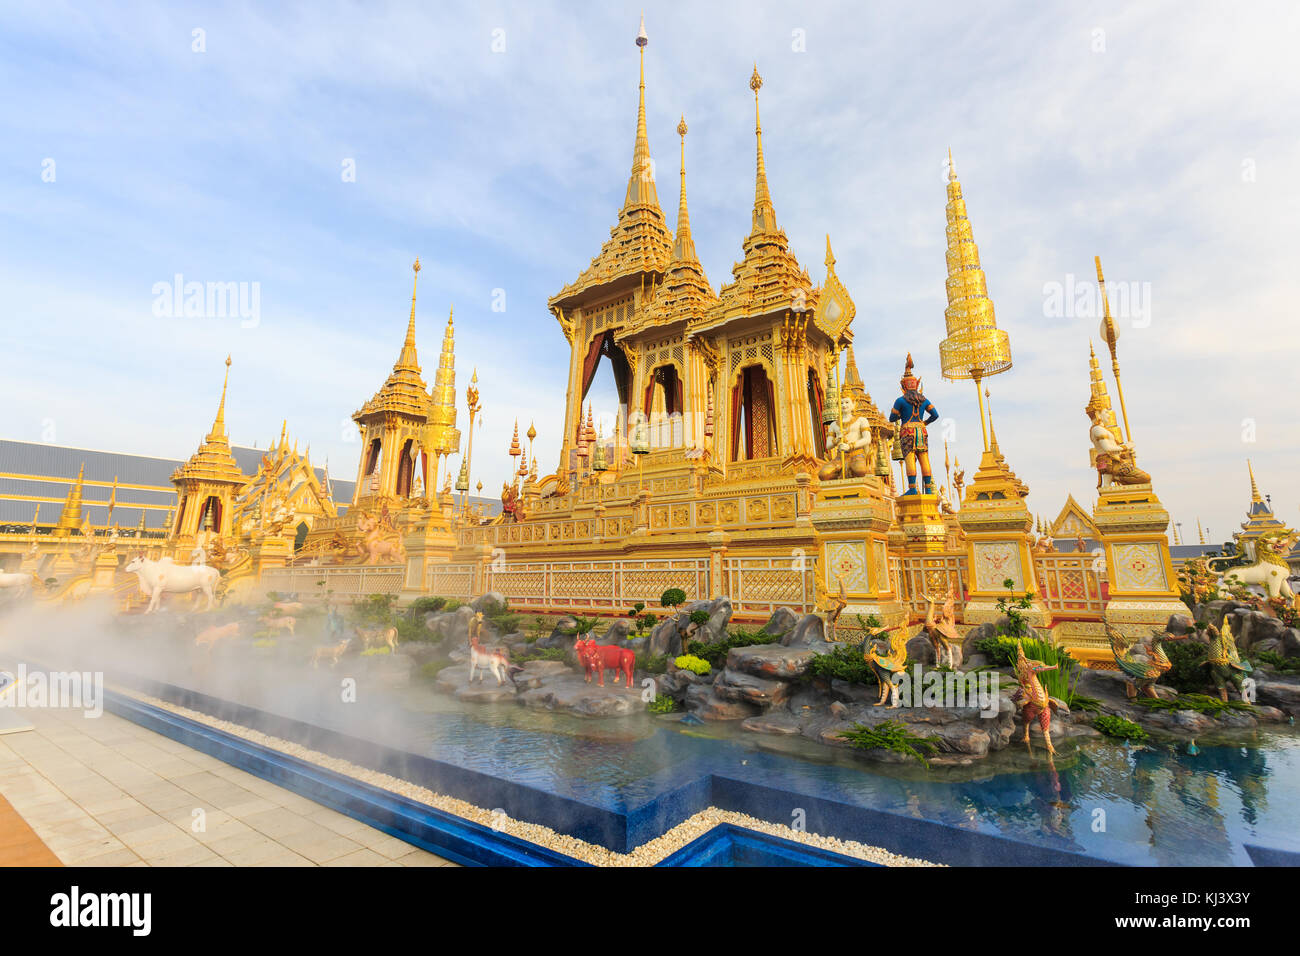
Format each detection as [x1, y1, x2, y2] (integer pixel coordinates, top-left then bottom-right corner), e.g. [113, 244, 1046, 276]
[549, 18, 672, 308]
[938, 151, 1012, 453]
[672, 115, 696, 262]
[55, 462, 87, 535]
[624, 15, 659, 210]
[1247, 458, 1262, 504]
[208, 355, 232, 442]
[825, 234, 836, 273]
[749, 64, 779, 236]
[425, 305, 460, 458]
[396, 258, 421, 372]
[1197, 518, 1206, 545]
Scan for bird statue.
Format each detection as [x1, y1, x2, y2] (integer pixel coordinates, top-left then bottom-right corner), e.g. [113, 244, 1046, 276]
[1106, 623, 1175, 699]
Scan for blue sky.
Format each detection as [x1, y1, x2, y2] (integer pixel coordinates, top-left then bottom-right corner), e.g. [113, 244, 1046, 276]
[1, 1, 1297, 543]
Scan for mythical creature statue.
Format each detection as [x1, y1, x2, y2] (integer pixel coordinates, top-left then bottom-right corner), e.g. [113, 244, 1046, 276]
[1203, 616, 1252, 702]
[501, 481, 525, 522]
[922, 587, 963, 669]
[1086, 395, 1149, 489]
[1220, 528, 1299, 602]
[887, 353, 939, 495]
[1106, 623, 1175, 699]
[354, 509, 405, 564]
[1177, 556, 1221, 605]
[864, 626, 908, 706]
[1011, 643, 1065, 754]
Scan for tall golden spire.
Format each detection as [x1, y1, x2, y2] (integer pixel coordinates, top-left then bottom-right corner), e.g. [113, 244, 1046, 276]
[208, 355, 232, 442]
[1095, 256, 1131, 443]
[749, 64, 779, 236]
[1197, 518, 1206, 545]
[623, 15, 659, 210]
[938, 151, 1012, 452]
[672, 115, 696, 262]
[54, 462, 87, 535]
[396, 258, 421, 372]
[1247, 458, 1262, 504]
[825, 234, 836, 273]
[425, 305, 461, 459]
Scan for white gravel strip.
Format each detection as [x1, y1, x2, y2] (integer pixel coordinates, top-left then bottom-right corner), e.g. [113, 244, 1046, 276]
[117, 686, 940, 867]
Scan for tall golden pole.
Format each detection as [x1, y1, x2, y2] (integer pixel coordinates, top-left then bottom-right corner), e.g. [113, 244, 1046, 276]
[1095, 256, 1132, 444]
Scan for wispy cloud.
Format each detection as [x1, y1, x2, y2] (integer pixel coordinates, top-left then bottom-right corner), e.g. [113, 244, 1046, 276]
[1, 0, 1297, 540]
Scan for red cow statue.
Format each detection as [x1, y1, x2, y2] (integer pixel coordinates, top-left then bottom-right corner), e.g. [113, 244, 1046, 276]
[575, 638, 635, 689]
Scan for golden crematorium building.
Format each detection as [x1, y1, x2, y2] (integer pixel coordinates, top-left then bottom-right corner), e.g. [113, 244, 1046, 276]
[10, 23, 1208, 667]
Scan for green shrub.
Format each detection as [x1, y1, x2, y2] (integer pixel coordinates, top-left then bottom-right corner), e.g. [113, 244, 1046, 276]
[361, 646, 391, 657]
[1134, 693, 1253, 717]
[649, 694, 678, 715]
[1162, 640, 1211, 694]
[839, 720, 937, 766]
[353, 593, 396, 624]
[973, 635, 1021, 667]
[808, 644, 879, 685]
[674, 654, 712, 675]
[689, 609, 710, 626]
[477, 597, 520, 636]
[1253, 649, 1300, 675]
[639, 653, 668, 674]
[994, 579, 1036, 638]
[661, 588, 687, 612]
[407, 596, 447, 621]
[1093, 714, 1148, 740]
[560, 616, 600, 637]
[514, 647, 567, 664]
[685, 629, 778, 669]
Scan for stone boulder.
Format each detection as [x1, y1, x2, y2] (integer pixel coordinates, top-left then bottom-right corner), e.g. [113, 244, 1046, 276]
[516, 673, 646, 718]
[712, 668, 792, 708]
[1256, 678, 1300, 716]
[1232, 609, 1290, 651]
[685, 684, 760, 721]
[535, 615, 579, 650]
[1166, 613, 1195, 636]
[646, 616, 683, 658]
[426, 605, 475, 645]
[760, 606, 800, 640]
[470, 591, 508, 612]
[782, 613, 826, 647]
[960, 619, 1047, 659]
[598, 618, 636, 644]
[905, 635, 935, 665]
[726, 643, 820, 680]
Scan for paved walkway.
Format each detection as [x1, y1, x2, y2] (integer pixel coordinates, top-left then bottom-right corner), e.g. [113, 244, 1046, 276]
[0, 704, 457, 867]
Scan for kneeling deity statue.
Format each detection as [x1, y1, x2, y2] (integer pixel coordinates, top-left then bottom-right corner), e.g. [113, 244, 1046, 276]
[888, 354, 939, 495]
[1086, 395, 1149, 489]
[818, 390, 877, 481]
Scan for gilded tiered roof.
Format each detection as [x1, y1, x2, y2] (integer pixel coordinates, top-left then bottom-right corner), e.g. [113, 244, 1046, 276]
[549, 20, 673, 310]
[842, 346, 888, 430]
[172, 356, 246, 486]
[710, 66, 817, 326]
[355, 260, 431, 423]
[637, 116, 718, 329]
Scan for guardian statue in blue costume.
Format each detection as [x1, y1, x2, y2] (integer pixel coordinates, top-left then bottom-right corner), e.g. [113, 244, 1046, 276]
[888, 353, 939, 495]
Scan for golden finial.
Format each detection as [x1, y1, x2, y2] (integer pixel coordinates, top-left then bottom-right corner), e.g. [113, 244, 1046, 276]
[749, 62, 777, 235]
[623, 14, 657, 208]
[672, 113, 697, 262]
[508, 419, 521, 458]
[1095, 255, 1131, 444]
[825, 234, 836, 273]
[527, 421, 537, 442]
[1247, 459, 1262, 504]
[1197, 518, 1206, 545]
[210, 354, 232, 439]
[947, 147, 956, 182]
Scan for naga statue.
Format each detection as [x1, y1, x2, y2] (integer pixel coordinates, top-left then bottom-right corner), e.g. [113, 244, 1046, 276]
[1086, 394, 1149, 489]
[1011, 643, 1065, 754]
[1204, 616, 1252, 702]
[888, 354, 939, 495]
[1106, 622, 1175, 699]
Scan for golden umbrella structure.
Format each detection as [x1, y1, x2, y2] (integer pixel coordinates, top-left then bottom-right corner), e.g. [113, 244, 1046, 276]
[937, 151, 1012, 452]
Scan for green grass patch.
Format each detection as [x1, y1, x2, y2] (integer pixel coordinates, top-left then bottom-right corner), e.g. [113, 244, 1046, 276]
[839, 720, 938, 766]
[649, 694, 678, 715]
[1093, 714, 1148, 740]
[1134, 693, 1254, 717]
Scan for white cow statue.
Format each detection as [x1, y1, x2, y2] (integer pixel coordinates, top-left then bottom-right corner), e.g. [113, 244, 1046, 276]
[125, 555, 220, 613]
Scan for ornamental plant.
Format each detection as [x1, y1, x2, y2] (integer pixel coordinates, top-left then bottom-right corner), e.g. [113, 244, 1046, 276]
[674, 654, 712, 676]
